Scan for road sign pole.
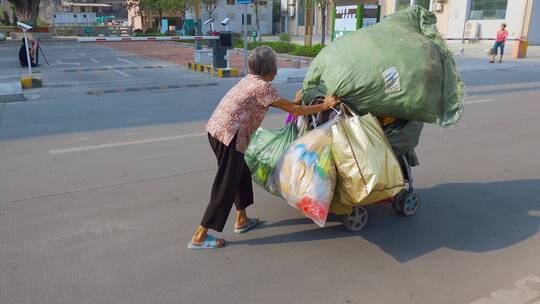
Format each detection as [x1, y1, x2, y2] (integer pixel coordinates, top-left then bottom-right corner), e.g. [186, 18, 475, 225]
[23, 30, 32, 76]
[243, 3, 248, 76]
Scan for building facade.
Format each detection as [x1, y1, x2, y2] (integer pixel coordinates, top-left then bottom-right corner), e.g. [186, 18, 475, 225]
[278, 0, 379, 38]
[200, 0, 274, 34]
[277, 0, 539, 45]
[380, 0, 540, 45]
[129, 0, 273, 35]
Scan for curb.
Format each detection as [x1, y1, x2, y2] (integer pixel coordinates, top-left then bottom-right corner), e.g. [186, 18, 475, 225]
[0, 82, 25, 103]
[285, 76, 305, 83]
[228, 48, 314, 64]
[20, 75, 43, 89]
[187, 62, 239, 78]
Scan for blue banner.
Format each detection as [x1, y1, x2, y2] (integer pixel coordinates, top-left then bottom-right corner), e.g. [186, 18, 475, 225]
[161, 19, 168, 34]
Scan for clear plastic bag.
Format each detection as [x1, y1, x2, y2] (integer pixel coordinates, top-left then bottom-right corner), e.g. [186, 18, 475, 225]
[271, 119, 338, 227]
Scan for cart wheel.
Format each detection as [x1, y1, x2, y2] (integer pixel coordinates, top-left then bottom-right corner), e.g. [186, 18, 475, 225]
[343, 206, 368, 232]
[399, 192, 420, 216]
[392, 190, 407, 214]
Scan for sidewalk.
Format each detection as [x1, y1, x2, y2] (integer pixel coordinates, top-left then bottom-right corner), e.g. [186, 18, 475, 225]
[99, 39, 540, 84]
[262, 34, 540, 58]
[101, 41, 310, 75]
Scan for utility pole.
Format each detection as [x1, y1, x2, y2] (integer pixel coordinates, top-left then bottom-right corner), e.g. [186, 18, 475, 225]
[514, 0, 533, 58]
[195, 0, 202, 50]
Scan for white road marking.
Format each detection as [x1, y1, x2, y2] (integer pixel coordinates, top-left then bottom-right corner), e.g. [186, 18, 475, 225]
[90, 58, 99, 63]
[465, 98, 494, 105]
[50, 133, 206, 154]
[124, 118, 149, 123]
[52, 59, 80, 66]
[113, 70, 130, 77]
[469, 275, 540, 304]
[117, 58, 134, 65]
[78, 53, 86, 57]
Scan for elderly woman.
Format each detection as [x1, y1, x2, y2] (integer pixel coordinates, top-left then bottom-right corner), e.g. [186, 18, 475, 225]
[188, 46, 339, 249]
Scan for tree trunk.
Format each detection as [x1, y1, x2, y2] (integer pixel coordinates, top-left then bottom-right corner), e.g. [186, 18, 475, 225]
[141, 10, 146, 31]
[255, 7, 261, 41]
[304, 4, 312, 46]
[320, 5, 326, 45]
[30, 0, 39, 25]
[158, 9, 162, 32]
[10, 0, 41, 25]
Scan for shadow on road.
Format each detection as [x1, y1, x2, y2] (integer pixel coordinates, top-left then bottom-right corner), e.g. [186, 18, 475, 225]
[231, 179, 540, 263]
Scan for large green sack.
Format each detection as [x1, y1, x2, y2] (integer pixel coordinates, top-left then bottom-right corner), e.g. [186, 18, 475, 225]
[302, 6, 465, 127]
[244, 122, 298, 194]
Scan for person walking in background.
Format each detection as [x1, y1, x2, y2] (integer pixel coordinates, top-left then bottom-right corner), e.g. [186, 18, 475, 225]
[490, 23, 508, 63]
[188, 46, 339, 249]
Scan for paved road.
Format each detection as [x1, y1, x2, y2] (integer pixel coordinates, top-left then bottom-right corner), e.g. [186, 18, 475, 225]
[1, 41, 540, 304]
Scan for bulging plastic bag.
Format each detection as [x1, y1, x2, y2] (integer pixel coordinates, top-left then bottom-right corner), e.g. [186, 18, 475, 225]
[302, 6, 465, 127]
[271, 119, 337, 227]
[244, 122, 298, 194]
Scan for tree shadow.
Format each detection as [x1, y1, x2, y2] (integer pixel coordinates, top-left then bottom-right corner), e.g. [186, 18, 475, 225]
[230, 179, 540, 262]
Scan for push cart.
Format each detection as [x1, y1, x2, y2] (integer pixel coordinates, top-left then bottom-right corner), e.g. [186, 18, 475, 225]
[304, 105, 424, 232]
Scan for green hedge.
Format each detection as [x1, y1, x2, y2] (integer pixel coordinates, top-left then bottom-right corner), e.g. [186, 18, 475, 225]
[233, 40, 324, 57]
[249, 41, 296, 53]
[135, 32, 167, 37]
[290, 44, 324, 57]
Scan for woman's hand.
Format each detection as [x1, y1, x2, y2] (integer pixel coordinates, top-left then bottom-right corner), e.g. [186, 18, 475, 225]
[293, 90, 303, 105]
[322, 95, 340, 110]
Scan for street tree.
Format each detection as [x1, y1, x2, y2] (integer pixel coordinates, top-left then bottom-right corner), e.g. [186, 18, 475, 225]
[305, 0, 329, 45]
[7, 0, 40, 25]
[200, 0, 218, 21]
[127, 0, 147, 30]
[252, 0, 268, 41]
[132, 0, 188, 32]
[316, 0, 329, 45]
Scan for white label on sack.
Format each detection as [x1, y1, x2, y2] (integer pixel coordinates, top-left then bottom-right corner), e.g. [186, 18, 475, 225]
[382, 66, 401, 94]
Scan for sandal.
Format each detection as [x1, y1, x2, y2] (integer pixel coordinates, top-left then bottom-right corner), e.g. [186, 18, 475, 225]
[234, 217, 259, 234]
[187, 234, 225, 249]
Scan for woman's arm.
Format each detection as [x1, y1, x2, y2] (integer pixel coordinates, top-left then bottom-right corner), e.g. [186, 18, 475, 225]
[271, 95, 339, 116]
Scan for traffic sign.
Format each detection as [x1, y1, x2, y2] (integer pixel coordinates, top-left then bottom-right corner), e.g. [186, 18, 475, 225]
[236, 0, 252, 4]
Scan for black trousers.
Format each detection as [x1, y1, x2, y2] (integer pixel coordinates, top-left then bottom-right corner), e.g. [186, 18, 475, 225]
[201, 133, 254, 232]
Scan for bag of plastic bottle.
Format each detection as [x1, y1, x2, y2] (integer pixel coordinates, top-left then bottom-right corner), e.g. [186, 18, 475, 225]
[271, 119, 337, 227]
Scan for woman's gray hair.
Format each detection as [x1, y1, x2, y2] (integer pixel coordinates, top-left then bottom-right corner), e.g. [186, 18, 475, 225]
[248, 46, 277, 76]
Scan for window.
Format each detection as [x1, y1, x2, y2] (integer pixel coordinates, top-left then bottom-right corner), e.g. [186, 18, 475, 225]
[242, 14, 252, 25]
[469, 0, 508, 20]
[297, 0, 305, 26]
[396, 0, 429, 11]
[226, 0, 235, 5]
[416, 0, 430, 9]
[396, 0, 410, 11]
